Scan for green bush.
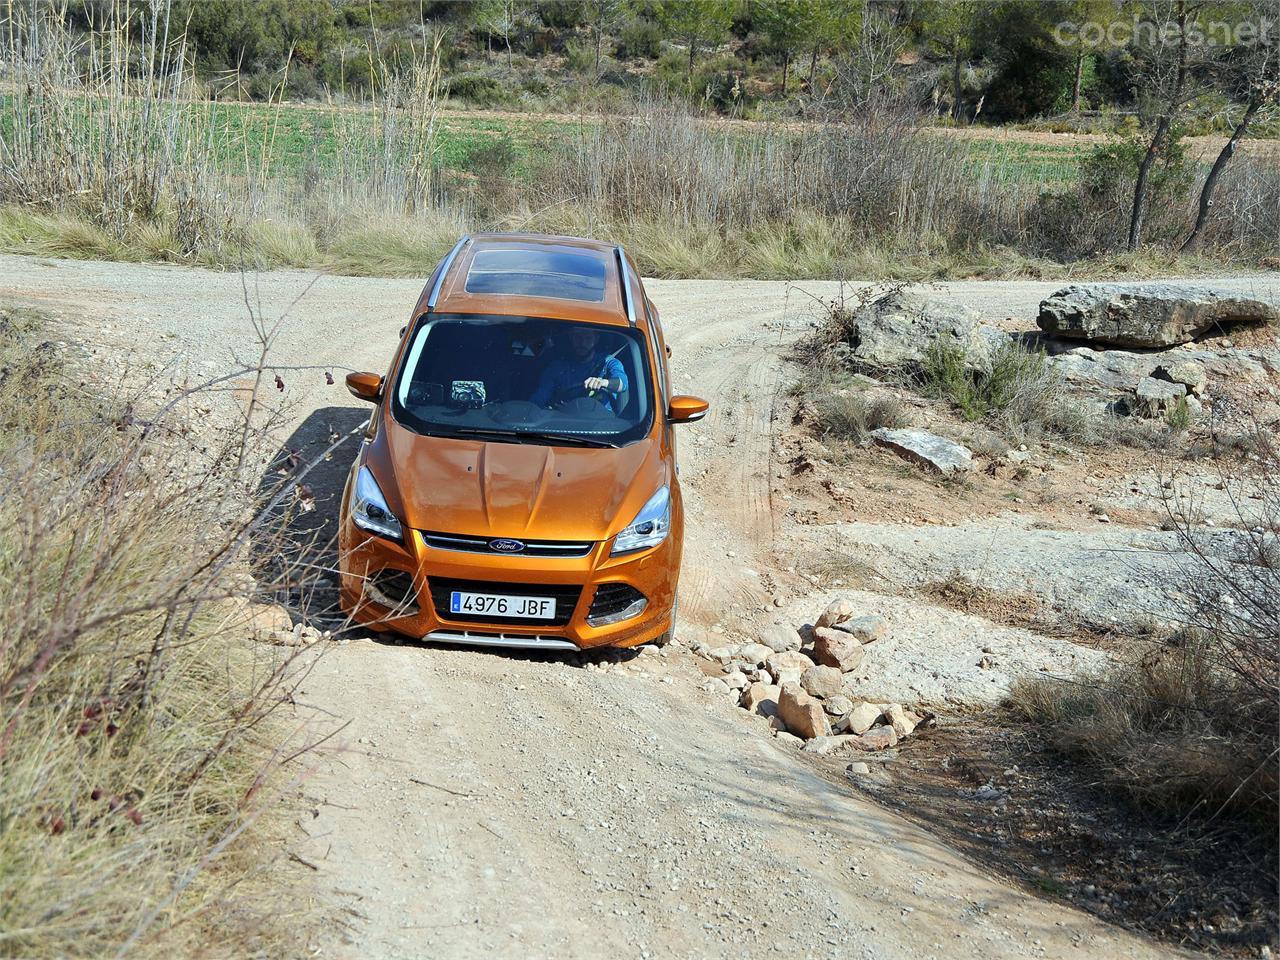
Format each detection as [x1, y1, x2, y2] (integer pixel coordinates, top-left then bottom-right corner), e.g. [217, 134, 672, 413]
[920, 337, 1088, 442]
[565, 37, 597, 73]
[616, 16, 662, 58]
[444, 72, 512, 106]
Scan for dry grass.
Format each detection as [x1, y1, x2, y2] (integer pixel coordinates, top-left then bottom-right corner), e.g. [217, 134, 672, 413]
[0, 307, 327, 957]
[806, 380, 909, 445]
[1009, 439, 1279, 834]
[1, 6, 1272, 281]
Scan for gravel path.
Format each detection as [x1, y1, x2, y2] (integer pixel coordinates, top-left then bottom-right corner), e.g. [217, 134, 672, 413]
[0, 253, 1219, 959]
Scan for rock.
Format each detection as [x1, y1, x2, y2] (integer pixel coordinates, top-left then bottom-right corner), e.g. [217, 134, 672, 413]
[1037, 283, 1279, 348]
[811, 627, 866, 673]
[816, 598, 856, 629]
[871, 428, 973, 476]
[832, 614, 887, 644]
[843, 727, 899, 751]
[1153, 359, 1208, 396]
[801, 735, 858, 756]
[723, 670, 750, 691]
[845, 289, 1002, 373]
[846, 761, 871, 776]
[765, 650, 814, 677]
[1133, 376, 1187, 417]
[245, 600, 293, 640]
[741, 681, 780, 717]
[759, 624, 802, 653]
[777, 683, 832, 740]
[882, 703, 920, 738]
[837, 701, 882, 735]
[265, 628, 303, 646]
[702, 678, 730, 696]
[737, 642, 776, 666]
[800, 665, 843, 699]
[824, 694, 854, 717]
[775, 732, 804, 748]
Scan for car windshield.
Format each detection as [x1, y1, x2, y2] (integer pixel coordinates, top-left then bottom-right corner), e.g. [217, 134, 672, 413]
[392, 315, 655, 447]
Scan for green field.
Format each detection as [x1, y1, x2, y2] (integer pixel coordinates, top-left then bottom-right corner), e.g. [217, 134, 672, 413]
[0, 91, 1091, 188]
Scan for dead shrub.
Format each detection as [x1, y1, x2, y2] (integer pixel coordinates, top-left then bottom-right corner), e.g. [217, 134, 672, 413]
[0, 308, 328, 956]
[810, 387, 908, 444]
[1009, 434, 1279, 833]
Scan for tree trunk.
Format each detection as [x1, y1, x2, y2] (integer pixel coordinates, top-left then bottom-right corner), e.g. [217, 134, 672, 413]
[951, 45, 963, 120]
[594, 22, 602, 74]
[688, 34, 696, 84]
[1071, 51, 1084, 112]
[808, 43, 818, 92]
[781, 50, 789, 94]
[1128, 116, 1170, 250]
[1127, 1, 1188, 252]
[1181, 97, 1262, 254]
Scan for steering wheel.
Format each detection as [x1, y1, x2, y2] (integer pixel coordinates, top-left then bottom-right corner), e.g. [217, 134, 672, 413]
[555, 385, 610, 413]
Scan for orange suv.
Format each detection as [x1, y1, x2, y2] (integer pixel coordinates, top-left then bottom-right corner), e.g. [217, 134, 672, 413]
[337, 234, 708, 650]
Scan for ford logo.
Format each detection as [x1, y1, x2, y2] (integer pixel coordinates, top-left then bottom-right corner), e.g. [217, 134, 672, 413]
[488, 538, 526, 554]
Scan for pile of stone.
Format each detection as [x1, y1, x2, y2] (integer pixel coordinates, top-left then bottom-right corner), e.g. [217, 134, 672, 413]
[701, 599, 928, 754]
[244, 599, 325, 646]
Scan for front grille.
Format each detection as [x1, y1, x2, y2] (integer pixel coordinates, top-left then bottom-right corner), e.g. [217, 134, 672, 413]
[421, 531, 594, 558]
[428, 577, 582, 626]
[588, 583, 647, 626]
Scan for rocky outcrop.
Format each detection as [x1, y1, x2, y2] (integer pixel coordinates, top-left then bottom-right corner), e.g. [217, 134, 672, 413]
[1037, 284, 1278, 348]
[844, 290, 1005, 372]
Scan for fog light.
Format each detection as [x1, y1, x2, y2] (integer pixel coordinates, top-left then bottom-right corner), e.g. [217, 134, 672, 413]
[587, 583, 647, 627]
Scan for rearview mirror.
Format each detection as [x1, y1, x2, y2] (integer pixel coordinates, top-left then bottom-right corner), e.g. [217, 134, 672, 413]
[668, 395, 709, 424]
[346, 371, 384, 403]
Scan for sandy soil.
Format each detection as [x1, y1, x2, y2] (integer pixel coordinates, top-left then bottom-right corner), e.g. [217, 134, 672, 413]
[6, 253, 1268, 958]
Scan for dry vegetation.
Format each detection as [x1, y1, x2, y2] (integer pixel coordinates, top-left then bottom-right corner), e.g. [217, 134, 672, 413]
[1, 5, 1276, 281]
[1011, 442, 1279, 832]
[0, 307, 328, 957]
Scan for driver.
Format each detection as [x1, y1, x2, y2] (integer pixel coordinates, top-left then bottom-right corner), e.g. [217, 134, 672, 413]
[530, 326, 628, 413]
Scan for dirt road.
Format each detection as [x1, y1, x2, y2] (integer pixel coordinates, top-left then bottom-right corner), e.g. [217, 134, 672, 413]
[10, 254, 1269, 958]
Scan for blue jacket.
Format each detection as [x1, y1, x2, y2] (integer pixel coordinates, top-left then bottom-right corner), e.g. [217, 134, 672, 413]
[532, 352, 628, 413]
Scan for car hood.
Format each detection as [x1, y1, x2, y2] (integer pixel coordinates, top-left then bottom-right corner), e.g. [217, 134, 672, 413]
[371, 422, 666, 543]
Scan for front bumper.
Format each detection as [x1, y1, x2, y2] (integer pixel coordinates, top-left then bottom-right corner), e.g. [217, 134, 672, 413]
[338, 520, 679, 650]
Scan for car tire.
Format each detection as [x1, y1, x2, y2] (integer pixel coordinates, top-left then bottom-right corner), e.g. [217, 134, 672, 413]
[653, 595, 677, 647]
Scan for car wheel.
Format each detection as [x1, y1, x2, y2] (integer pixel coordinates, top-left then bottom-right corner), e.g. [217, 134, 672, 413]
[653, 595, 678, 647]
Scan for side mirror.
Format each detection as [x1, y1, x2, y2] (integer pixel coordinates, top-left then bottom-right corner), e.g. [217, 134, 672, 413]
[668, 395, 709, 424]
[346, 371, 384, 403]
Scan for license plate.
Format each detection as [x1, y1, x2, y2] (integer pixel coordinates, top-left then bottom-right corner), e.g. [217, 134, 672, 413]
[448, 590, 556, 620]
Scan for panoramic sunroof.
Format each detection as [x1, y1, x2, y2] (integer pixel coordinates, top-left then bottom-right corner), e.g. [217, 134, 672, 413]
[464, 248, 608, 303]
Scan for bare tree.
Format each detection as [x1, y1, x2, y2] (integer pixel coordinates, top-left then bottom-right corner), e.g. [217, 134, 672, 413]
[1128, 0, 1193, 251]
[1182, 41, 1279, 253]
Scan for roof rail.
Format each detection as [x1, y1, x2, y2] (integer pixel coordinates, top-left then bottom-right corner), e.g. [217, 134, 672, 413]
[615, 246, 637, 327]
[427, 235, 470, 310]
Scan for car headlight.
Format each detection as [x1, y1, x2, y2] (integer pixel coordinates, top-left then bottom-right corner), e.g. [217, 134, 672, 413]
[611, 486, 670, 555]
[350, 466, 402, 540]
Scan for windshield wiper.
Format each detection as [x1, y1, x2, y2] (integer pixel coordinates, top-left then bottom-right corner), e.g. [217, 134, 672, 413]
[446, 426, 618, 449]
